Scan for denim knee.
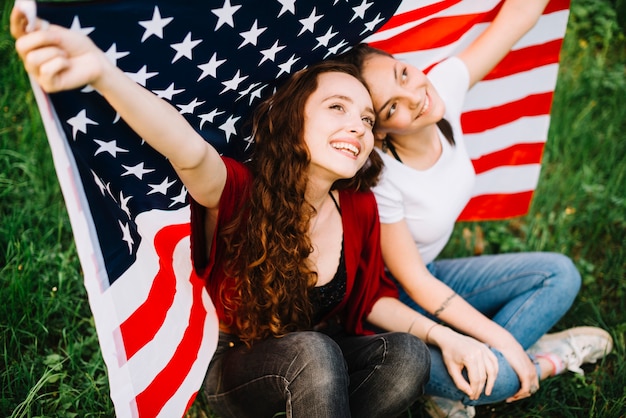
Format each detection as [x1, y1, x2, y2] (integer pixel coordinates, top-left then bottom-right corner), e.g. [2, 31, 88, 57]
[541, 252, 581, 308]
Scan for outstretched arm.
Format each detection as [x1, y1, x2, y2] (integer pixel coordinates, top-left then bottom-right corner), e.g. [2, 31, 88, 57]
[459, 0, 551, 88]
[11, 7, 226, 210]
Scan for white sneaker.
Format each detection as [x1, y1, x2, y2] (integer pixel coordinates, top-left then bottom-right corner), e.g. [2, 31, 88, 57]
[423, 395, 476, 418]
[527, 326, 613, 375]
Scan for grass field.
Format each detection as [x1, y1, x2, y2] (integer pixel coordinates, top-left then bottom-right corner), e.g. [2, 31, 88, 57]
[1, 0, 624, 417]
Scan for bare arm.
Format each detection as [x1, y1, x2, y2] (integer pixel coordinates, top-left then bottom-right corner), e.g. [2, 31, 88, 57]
[459, 0, 551, 88]
[11, 8, 226, 209]
[367, 296, 499, 400]
[380, 220, 539, 401]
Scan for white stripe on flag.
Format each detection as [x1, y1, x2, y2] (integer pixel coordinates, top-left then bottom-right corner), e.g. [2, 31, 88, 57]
[465, 115, 551, 159]
[472, 164, 542, 196]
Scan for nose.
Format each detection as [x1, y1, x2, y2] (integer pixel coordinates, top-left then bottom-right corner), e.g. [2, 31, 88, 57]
[348, 114, 366, 135]
[401, 88, 420, 110]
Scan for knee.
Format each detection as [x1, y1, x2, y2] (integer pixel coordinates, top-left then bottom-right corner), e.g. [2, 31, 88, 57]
[545, 252, 581, 297]
[284, 332, 348, 387]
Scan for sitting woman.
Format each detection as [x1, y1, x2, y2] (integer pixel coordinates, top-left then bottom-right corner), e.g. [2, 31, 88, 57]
[338, 0, 613, 416]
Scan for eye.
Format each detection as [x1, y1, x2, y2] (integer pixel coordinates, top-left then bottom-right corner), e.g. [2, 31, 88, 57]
[330, 104, 345, 112]
[387, 103, 397, 119]
[362, 115, 375, 128]
[400, 67, 408, 83]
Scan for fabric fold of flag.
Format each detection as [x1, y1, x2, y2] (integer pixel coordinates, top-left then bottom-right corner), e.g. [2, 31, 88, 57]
[26, 0, 569, 416]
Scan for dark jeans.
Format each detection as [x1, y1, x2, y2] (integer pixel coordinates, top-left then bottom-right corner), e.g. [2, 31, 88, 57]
[203, 329, 430, 417]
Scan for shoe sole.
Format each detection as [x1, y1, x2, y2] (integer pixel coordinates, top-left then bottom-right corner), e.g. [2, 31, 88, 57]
[537, 326, 614, 357]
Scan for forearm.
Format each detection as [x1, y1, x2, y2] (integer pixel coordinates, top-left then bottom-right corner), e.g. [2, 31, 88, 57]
[460, 0, 550, 87]
[367, 297, 439, 342]
[92, 59, 209, 171]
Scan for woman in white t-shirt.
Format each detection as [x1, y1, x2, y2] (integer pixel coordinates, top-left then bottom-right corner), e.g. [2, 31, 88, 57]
[339, 0, 613, 415]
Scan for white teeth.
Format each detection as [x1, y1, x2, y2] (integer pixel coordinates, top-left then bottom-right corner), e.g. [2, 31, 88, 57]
[331, 142, 360, 156]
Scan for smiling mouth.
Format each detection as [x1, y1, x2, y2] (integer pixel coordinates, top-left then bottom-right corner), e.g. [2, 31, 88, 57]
[331, 141, 360, 157]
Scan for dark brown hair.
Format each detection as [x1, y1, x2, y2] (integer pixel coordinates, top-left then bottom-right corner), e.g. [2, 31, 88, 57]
[222, 60, 383, 345]
[337, 43, 455, 145]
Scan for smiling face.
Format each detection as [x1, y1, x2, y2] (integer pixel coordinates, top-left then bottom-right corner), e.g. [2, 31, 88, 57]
[303, 71, 376, 183]
[360, 53, 446, 139]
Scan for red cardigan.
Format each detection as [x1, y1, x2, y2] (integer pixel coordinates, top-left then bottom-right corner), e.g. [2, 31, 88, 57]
[191, 157, 398, 336]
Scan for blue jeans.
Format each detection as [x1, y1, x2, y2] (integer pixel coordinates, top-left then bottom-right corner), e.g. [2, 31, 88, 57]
[396, 252, 581, 406]
[203, 327, 430, 417]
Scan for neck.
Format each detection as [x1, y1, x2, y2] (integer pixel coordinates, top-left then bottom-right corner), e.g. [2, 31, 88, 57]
[381, 125, 441, 169]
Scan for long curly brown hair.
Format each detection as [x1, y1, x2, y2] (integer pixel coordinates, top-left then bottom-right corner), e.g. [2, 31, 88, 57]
[221, 61, 383, 346]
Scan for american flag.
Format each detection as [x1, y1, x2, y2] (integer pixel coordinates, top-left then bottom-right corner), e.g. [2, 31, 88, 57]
[26, 0, 569, 416]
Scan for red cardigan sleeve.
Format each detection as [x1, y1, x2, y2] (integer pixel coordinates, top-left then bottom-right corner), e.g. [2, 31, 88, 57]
[338, 190, 399, 335]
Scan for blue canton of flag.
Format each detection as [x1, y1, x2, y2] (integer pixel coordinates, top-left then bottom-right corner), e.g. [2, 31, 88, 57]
[38, 0, 401, 286]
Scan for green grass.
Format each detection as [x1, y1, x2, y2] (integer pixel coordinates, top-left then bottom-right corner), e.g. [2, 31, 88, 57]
[1, 0, 624, 416]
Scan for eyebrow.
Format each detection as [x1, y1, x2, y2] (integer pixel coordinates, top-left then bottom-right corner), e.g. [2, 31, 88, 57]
[376, 62, 399, 115]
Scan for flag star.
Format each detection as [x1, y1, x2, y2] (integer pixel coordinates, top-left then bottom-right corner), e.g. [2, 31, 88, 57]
[326, 39, 349, 58]
[199, 109, 225, 129]
[277, 54, 300, 77]
[314, 26, 338, 50]
[104, 43, 130, 66]
[171, 32, 202, 63]
[177, 98, 205, 115]
[243, 135, 255, 151]
[219, 115, 241, 142]
[170, 186, 188, 207]
[259, 40, 285, 65]
[91, 170, 107, 195]
[351, 0, 373, 22]
[153, 83, 185, 100]
[239, 20, 267, 48]
[248, 84, 267, 105]
[125, 65, 159, 87]
[298, 8, 323, 36]
[362, 12, 385, 34]
[94, 139, 128, 157]
[122, 162, 154, 180]
[212, 0, 242, 30]
[119, 191, 132, 219]
[67, 109, 98, 140]
[69, 16, 95, 36]
[148, 177, 177, 195]
[139, 6, 173, 42]
[277, 0, 296, 17]
[119, 220, 134, 254]
[220, 70, 248, 94]
[197, 53, 227, 81]
[237, 82, 261, 101]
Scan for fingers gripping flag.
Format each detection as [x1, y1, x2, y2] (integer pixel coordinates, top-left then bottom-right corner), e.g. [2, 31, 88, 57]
[26, 0, 569, 416]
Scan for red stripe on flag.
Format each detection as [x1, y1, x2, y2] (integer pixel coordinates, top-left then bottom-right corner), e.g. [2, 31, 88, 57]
[484, 39, 563, 81]
[135, 266, 208, 417]
[119, 224, 187, 360]
[370, 5, 501, 54]
[461, 92, 554, 134]
[471, 143, 545, 175]
[458, 191, 534, 221]
[545, 0, 571, 14]
[377, 0, 463, 32]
